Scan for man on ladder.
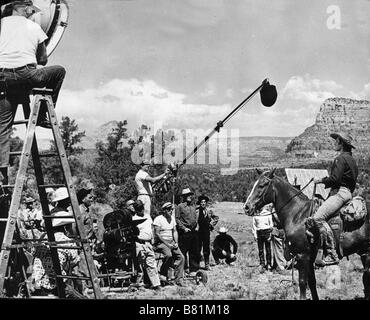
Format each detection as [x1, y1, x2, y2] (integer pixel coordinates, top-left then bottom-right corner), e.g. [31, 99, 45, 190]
[0, 0, 66, 186]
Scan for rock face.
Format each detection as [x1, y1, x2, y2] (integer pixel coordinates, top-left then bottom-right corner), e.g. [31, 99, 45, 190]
[286, 98, 370, 159]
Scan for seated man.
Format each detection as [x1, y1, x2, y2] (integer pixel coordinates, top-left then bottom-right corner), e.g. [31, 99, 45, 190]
[0, 0, 66, 185]
[212, 227, 238, 265]
[153, 202, 185, 286]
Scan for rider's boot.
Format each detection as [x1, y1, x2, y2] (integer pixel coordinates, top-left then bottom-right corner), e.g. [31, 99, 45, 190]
[322, 227, 339, 265]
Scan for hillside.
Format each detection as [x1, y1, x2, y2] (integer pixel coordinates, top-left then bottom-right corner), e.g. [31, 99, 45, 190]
[286, 98, 370, 160]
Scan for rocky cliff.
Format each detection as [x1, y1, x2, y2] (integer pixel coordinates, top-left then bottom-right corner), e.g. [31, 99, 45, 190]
[286, 97, 370, 159]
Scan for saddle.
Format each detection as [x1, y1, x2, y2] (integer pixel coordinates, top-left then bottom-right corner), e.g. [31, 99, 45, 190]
[306, 195, 368, 259]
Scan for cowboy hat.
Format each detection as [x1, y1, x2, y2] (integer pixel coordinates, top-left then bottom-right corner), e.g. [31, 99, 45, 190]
[196, 195, 209, 205]
[52, 187, 69, 203]
[77, 188, 93, 203]
[330, 132, 356, 149]
[52, 211, 74, 228]
[181, 188, 193, 196]
[11, 0, 41, 13]
[218, 227, 228, 233]
[140, 159, 151, 166]
[126, 199, 135, 207]
[24, 196, 35, 203]
[161, 202, 173, 210]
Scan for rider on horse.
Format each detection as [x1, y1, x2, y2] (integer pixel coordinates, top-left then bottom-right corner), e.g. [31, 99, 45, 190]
[308, 132, 358, 266]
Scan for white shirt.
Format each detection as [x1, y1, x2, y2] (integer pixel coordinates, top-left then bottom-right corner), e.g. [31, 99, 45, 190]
[135, 169, 153, 196]
[0, 16, 48, 68]
[153, 214, 176, 242]
[252, 211, 273, 238]
[133, 214, 153, 241]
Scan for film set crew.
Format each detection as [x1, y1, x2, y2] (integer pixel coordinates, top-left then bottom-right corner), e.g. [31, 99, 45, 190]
[175, 188, 200, 276]
[211, 227, 238, 265]
[135, 159, 169, 217]
[75, 186, 95, 241]
[126, 199, 136, 216]
[252, 203, 273, 271]
[196, 195, 219, 270]
[306, 132, 358, 266]
[153, 202, 185, 286]
[0, 0, 66, 186]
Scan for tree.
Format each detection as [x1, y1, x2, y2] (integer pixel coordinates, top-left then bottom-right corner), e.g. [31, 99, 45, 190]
[42, 116, 86, 184]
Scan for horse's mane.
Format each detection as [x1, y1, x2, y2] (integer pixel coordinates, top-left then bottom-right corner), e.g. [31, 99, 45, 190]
[273, 175, 310, 202]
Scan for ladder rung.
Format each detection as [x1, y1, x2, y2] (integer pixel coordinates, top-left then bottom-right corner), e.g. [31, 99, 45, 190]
[56, 275, 91, 280]
[9, 151, 22, 156]
[43, 215, 74, 219]
[13, 120, 28, 125]
[39, 153, 59, 158]
[0, 218, 8, 222]
[1, 184, 14, 188]
[39, 184, 65, 188]
[49, 245, 83, 250]
[32, 88, 53, 95]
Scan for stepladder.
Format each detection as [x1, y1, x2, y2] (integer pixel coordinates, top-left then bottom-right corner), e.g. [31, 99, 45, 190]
[0, 88, 103, 299]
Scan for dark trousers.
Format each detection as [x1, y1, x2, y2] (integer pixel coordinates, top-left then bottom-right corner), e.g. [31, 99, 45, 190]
[211, 248, 236, 264]
[0, 64, 66, 169]
[257, 229, 272, 266]
[198, 228, 210, 265]
[155, 243, 185, 281]
[178, 231, 200, 272]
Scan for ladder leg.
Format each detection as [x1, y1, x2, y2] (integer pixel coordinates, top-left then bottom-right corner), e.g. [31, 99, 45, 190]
[45, 95, 103, 299]
[0, 95, 42, 297]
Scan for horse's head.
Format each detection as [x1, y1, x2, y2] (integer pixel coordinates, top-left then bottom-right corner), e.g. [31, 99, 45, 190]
[244, 168, 276, 216]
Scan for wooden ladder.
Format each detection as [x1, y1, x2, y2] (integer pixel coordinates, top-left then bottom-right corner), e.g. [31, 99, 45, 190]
[0, 88, 103, 299]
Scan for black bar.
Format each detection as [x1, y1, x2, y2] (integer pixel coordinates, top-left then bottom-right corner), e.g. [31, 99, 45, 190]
[13, 120, 28, 125]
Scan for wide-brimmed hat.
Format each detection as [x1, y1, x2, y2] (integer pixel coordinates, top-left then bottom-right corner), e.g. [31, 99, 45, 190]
[196, 195, 209, 204]
[24, 196, 35, 203]
[218, 227, 228, 233]
[11, 0, 41, 13]
[77, 188, 93, 203]
[52, 187, 69, 203]
[140, 159, 151, 166]
[161, 202, 173, 210]
[52, 211, 74, 228]
[126, 199, 135, 207]
[330, 132, 356, 149]
[181, 188, 193, 196]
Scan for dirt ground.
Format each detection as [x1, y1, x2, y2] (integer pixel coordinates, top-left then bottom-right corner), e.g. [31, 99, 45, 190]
[97, 202, 365, 300]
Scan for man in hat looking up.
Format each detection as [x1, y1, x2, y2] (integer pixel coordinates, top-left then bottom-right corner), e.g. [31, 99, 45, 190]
[132, 199, 161, 290]
[196, 195, 219, 270]
[308, 132, 358, 266]
[212, 227, 238, 265]
[0, 0, 66, 186]
[175, 188, 200, 275]
[153, 202, 185, 286]
[135, 159, 169, 217]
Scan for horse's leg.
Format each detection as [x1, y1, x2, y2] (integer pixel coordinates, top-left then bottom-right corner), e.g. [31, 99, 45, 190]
[307, 261, 319, 300]
[297, 254, 309, 300]
[361, 251, 370, 300]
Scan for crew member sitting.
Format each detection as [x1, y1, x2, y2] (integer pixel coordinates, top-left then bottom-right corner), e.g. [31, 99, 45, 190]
[153, 202, 185, 286]
[212, 227, 238, 265]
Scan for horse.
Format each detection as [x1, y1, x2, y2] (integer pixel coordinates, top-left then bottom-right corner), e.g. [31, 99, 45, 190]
[243, 168, 370, 300]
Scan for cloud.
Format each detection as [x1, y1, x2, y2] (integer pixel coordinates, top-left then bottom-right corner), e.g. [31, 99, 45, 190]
[281, 75, 342, 104]
[56, 78, 231, 134]
[349, 83, 370, 100]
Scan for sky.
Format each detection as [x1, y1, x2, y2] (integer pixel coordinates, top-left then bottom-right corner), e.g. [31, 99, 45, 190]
[24, 0, 370, 139]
